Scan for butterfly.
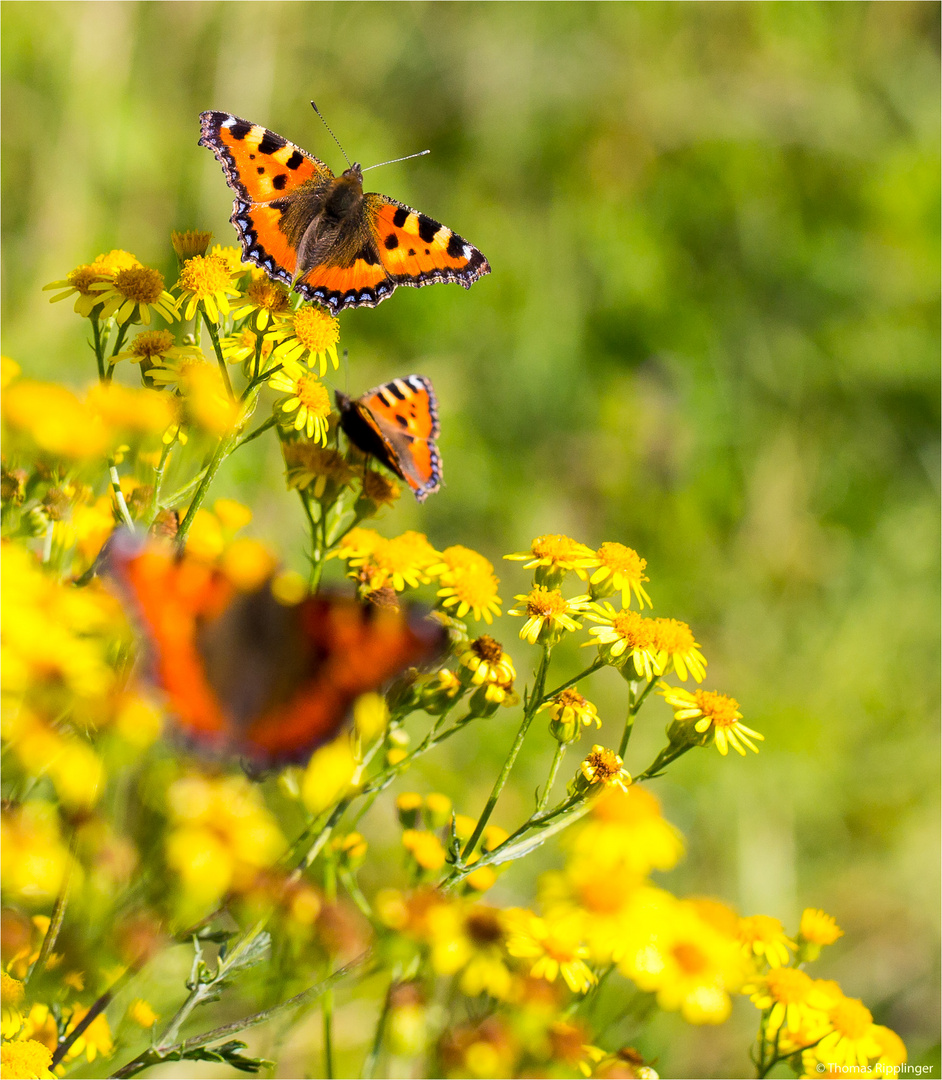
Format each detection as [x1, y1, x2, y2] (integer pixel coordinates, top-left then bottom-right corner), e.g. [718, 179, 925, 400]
[336, 375, 442, 503]
[198, 110, 490, 313]
[108, 535, 447, 767]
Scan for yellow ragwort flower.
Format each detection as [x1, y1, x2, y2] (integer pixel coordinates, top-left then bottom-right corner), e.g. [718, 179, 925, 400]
[0, 1038, 55, 1079]
[659, 685, 764, 756]
[650, 617, 707, 682]
[360, 469, 401, 508]
[505, 533, 597, 588]
[457, 635, 516, 687]
[283, 441, 354, 499]
[505, 908, 596, 994]
[585, 605, 663, 677]
[113, 329, 203, 376]
[90, 265, 178, 325]
[230, 269, 291, 329]
[571, 745, 631, 795]
[799, 908, 844, 947]
[539, 687, 601, 744]
[210, 243, 247, 274]
[271, 304, 340, 375]
[402, 829, 447, 872]
[436, 551, 503, 624]
[508, 586, 588, 645]
[175, 253, 240, 321]
[812, 992, 883, 1070]
[171, 230, 213, 260]
[747, 966, 823, 1046]
[582, 541, 652, 609]
[269, 364, 331, 444]
[335, 529, 440, 593]
[738, 914, 795, 968]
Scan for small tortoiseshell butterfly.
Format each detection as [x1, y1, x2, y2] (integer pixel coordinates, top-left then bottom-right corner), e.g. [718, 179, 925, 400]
[336, 375, 442, 503]
[198, 109, 490, 313]
[109, 536, 447, 767]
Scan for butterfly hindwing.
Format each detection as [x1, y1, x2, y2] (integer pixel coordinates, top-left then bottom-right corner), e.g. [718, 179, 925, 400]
[108, 536, 447, 767]
[201, 110, 490, 311]
[337, 375, 443, 502]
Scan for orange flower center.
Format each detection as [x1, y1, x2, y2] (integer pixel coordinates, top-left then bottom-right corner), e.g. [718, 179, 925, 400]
[293, 305, 340, 352]
[177, 254, 232, 297]
[526, 587, 568, 618]
[672, 941, 709, 975]
[829, 998, 873, 1040]
[530, 534, 591, 564]
[693, 690, 740, 727]
[113, 266, 165, 304]
[472, 635, 504, 664]
[739, 914, 785, 946]
[766, 967, 814, 1005]
[651, 617, 696, 654]
[584, 747, 623, 783]
[597, 541, 646, 578]
[130, 330, 175, 359]
[246, 277, 290, 313]
[67, 265, 102, 294]
[556, 688, 587, 710]
[295, 375, 331, 415]
[610, 610, 658, 648]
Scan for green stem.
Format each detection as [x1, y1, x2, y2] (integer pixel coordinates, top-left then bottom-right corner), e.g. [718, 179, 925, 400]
[201, 305, 234, 400]
[25, 836, 75, 988]
[105, 322, 129, 381]
[536, 741, 568, 814]
[619, 676, 659, 759]
[461, 645, 553, 861]
[633, 742, 693, 782]
[109, 460, 135, 530]
[235, 414, 277, 449]
[361, 978, 394, 1079]
[90, 315, 106, 380]
[145, 438, 175, 527]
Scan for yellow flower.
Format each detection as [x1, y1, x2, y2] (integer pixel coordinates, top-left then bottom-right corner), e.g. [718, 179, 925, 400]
[283, 441, 353, 498]
[89, 265, 178, 325]
[505, 533, 597, 588]
[58, 1006, 114, 1063]
[171, 229, 213, 260]
[585, 605, 663, 677]
[91, 249, 142, 274]
[2, 381, 112, 460]
[505, 908, 596, 993]
[659, 685, 764, 756]
[508, 586, 588, 645]
[650, 617, 707, 682]
[539, 688, 601, 744]
[175, 254, 240, 321]
[220, 326, 277, 369]
[570, 745, 631, 795]
[402, 829, 447, 871]
[738, 914, 795, 968]
[582, 541, 652, 608]
[799, 908, 844, 947]
[427, 904, 514, 1000]
[457, 636, 516, 687]
[0, 1038, 55, 1078]
[127, 998, 159, 1028]
[209, 244, 246, 274]
[113, 328, 202, 374]
[271, 305, 340, 375]
[434, 546, 503, 624]
[230, 269, 291, 329]
[43, 265, 110, 318]
[812, 992, 883, 1069]
[301, 738, 359, 815]
[335, 529, 440, 593]
[618, 890, 746, 1024]
[269, 364, 331, 443]
[1, 972, 25, 1038]
[747, 966, 825, 1047]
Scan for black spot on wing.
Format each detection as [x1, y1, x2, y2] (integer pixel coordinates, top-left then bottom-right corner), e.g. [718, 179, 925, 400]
[257, 167, 265, 174]
[386, 382, 407, 401]
[384, 234, 399, 250]
[446, 233, 465, 258]
[285, 150, 305, 170]
[395, 414, 409, 428]
[229, 121, 252, 141]
[392, 206, 409, 228]
[355, 246, 381, 266]
[417, 215, 439, 244]
[272, 173, 288, 190]
[408, 249, 416, 257]
[257, 131, 286, 155]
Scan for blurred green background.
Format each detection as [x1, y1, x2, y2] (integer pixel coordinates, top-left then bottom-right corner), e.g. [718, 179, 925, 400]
[2, 2, 939, 1075]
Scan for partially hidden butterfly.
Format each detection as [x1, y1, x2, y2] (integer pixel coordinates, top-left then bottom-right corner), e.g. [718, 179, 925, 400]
[108, 535, 447, 767]
[336, 375, 442, 503]
[198, 110, 490, 313]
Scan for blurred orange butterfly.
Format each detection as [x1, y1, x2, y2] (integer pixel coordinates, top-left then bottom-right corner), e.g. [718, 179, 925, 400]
[199, 109, 490, 313]
[109, 536, 446, 767]
[336, 375, 442, 502]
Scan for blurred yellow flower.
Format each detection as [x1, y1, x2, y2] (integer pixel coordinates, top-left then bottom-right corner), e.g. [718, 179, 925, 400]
[799, 907, 844, 947]
[0, 802, 72, 904]
[1, 972, 25, 1039]
[335, 529, 440, 592]
[2, 381, 111, 460]
[127, 998, 159, 1028]
[301, 738, 359, 815]
[738, 914, 795, 968]
[360, 469, 401, 508]
[505, 908, 595, 994]
[283, 441, 353, 498]
[402, 829, 447, 871]
[427, 903, 514, 999]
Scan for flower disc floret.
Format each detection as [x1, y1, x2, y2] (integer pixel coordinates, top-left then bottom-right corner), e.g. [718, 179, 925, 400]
[269, 366, 332, 444]
[175, 254, 240, 321]
[508, 586, 587, 644]
[584, 541, 652, 608]
[273, 304, 340, 374]
[505, 533, 597, 587]
[587, 605, 663, 677]
[231, 270, 291, 328]
[458, 635, 516, 686]
[539, 688, 601, 744]
[360, 469, 401, 508]
[572, 745, 631, 794]
[651, 617, 707, 682]
[659, 685, 764, 756]
[91, 266, 178, 325]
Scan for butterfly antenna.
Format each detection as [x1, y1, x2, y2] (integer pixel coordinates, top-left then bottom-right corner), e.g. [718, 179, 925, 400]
[310, 100, 352, 169]
[361, 149, 430, 173]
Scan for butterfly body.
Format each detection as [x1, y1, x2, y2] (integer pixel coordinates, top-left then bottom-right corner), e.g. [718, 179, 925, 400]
[336, 375, 443, 502]
[199, 111, 490, 313]
[109, 537, 447, 767]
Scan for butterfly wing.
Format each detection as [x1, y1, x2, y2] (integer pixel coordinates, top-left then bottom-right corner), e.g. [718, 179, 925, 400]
[109, 536, 447, 766]
[292, 193, 490, 313]
[199, 111, 334, 285]
[338, 376, 443, 502]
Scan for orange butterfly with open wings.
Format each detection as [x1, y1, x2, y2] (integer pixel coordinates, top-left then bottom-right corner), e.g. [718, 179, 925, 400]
[199, 110, 490, 313]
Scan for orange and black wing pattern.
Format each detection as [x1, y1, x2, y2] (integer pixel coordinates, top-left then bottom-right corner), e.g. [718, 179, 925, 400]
[108, 536, 446, 766]
[199, 110, 333, 286]
[337, 375, 443, 502]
